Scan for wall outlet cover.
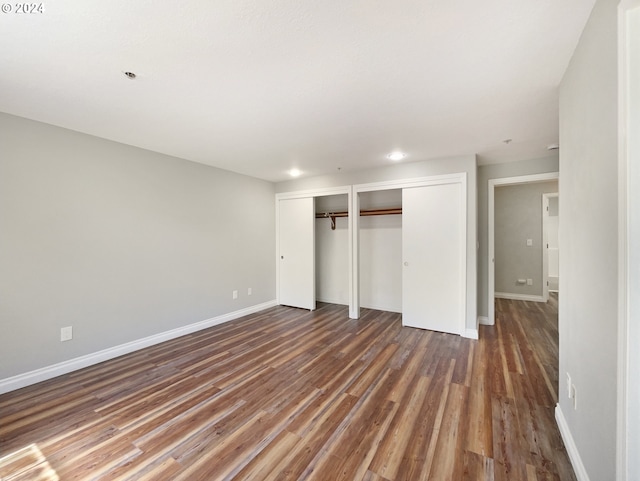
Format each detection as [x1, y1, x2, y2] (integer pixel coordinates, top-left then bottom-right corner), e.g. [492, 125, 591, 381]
[60, 326, 73, 342]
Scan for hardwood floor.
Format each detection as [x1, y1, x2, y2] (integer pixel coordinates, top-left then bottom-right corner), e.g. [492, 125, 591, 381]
[0, 296, 575, 480]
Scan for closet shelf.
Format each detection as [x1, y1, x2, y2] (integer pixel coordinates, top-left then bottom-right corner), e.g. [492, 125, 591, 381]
[315, 208, 402, 230]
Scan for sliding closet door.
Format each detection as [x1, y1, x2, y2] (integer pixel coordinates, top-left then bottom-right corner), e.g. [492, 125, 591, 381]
[278, 197, 315, 310]
[402, 182, 464, 334]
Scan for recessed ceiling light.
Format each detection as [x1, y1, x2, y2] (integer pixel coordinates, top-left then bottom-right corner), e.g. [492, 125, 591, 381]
[289, 168, 302, 177]
[387, 151, 406, 161]
[124, 71, 137, 79]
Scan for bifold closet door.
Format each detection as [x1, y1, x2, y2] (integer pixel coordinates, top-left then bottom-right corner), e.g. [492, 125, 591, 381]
[278, 197, 315, 310]
[402, 183, 464, 335]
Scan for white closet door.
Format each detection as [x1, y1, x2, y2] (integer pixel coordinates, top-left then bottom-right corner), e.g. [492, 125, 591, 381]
[279, 197, 315, 310]
[402, 183, 464, 334]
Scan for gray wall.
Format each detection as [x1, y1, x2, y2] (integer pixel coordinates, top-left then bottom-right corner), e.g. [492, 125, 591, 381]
[477, 156, 559, 318]
[276, 155, 478, 334]
[558, 0, 618, 478]
[0, 113, 276, 380]
[494, 181, 558, 296]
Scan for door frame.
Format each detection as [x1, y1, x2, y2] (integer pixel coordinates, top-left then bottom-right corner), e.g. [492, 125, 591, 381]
[617, 1, 640, 478]
[487, 172, 558, 325]
[275, 186, 352, 313]
[542, 192, 559, 301]
[352, 173, 467, 331]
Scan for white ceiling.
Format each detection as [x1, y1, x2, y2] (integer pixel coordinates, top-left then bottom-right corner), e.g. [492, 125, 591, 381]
[0, 0, 594, 182]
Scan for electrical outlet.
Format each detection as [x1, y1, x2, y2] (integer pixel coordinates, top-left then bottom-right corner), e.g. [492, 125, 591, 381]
[247, 287, 252, 296]
[526, 239, 533, 247]
[232, 290, 238, 300]
[527, 278, 533, 286]
[60, 326, 73, 342]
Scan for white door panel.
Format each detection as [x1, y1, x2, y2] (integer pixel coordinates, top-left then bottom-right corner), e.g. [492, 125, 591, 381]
[279, 197, 315, 310]
[402, 183, 464, 334]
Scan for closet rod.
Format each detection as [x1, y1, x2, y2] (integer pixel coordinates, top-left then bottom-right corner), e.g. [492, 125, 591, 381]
[315, 208, 402, 230]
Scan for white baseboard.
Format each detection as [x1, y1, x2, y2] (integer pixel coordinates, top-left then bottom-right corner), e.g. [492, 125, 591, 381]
[495, 292, 546, 303]
[555, 404, 591, 481]
[478, 316, 493, 326]
[361, 303, 402, 314]
[463, 328, 479, 340]
[316, 297, 349, 306]
[0, 300, 278, 395]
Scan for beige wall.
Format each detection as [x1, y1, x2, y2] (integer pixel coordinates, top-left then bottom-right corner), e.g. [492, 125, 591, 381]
[0, 113, 276, 382]
[558, 0, 618, 478]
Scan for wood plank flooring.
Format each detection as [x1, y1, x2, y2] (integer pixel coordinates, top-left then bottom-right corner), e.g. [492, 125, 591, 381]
[0, 295, 575, 480]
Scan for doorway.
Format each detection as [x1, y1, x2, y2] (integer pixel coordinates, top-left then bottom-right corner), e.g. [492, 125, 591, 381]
[487, 172, 559, 324]
[543, 193, 559, 296]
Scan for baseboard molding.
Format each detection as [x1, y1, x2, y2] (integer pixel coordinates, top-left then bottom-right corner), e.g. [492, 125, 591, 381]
[463, 328, 479, 340]
[361, 303, 402, 314]
[316, 297, 349, 306]
[495, 292, 546, 303]
[0, 300, 278, 395]
[555, 404, 591, 481]
[478, 316, 493, 326]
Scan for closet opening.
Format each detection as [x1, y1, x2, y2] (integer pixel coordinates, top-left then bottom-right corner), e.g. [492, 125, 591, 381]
[315, 194, 350, 307]
[357, 190, 403, 313]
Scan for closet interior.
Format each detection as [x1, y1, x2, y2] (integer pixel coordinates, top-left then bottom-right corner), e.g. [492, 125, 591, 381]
[314, 190, 403, 313]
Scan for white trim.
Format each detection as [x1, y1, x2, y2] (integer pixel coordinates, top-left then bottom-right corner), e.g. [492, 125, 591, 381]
[360, 303, 402, 314]
[542, 192, 559, 302]
[618, 2, 640, 479]
[352, 172, 467, 333]
[463, 328, 479, 340]
[488, 172, 559, 324]
[354, 173, 465, 193]
[556, 404, 591, 481]
[0, 300, 277, 395]
[349, 187, 358, 319]
[316, 297, 349, 307]
[478, 316, 492, 326]
[494, 292, 546, 303]
[275, 185, 352, 200]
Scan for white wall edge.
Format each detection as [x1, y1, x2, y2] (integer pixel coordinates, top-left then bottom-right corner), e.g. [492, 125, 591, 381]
[0, 300, 278, 395]
[556, 404, 591, 481]
[463, 328, 479, 340]
[478, 316, 493, 326]
[494, 292, 546, 303]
